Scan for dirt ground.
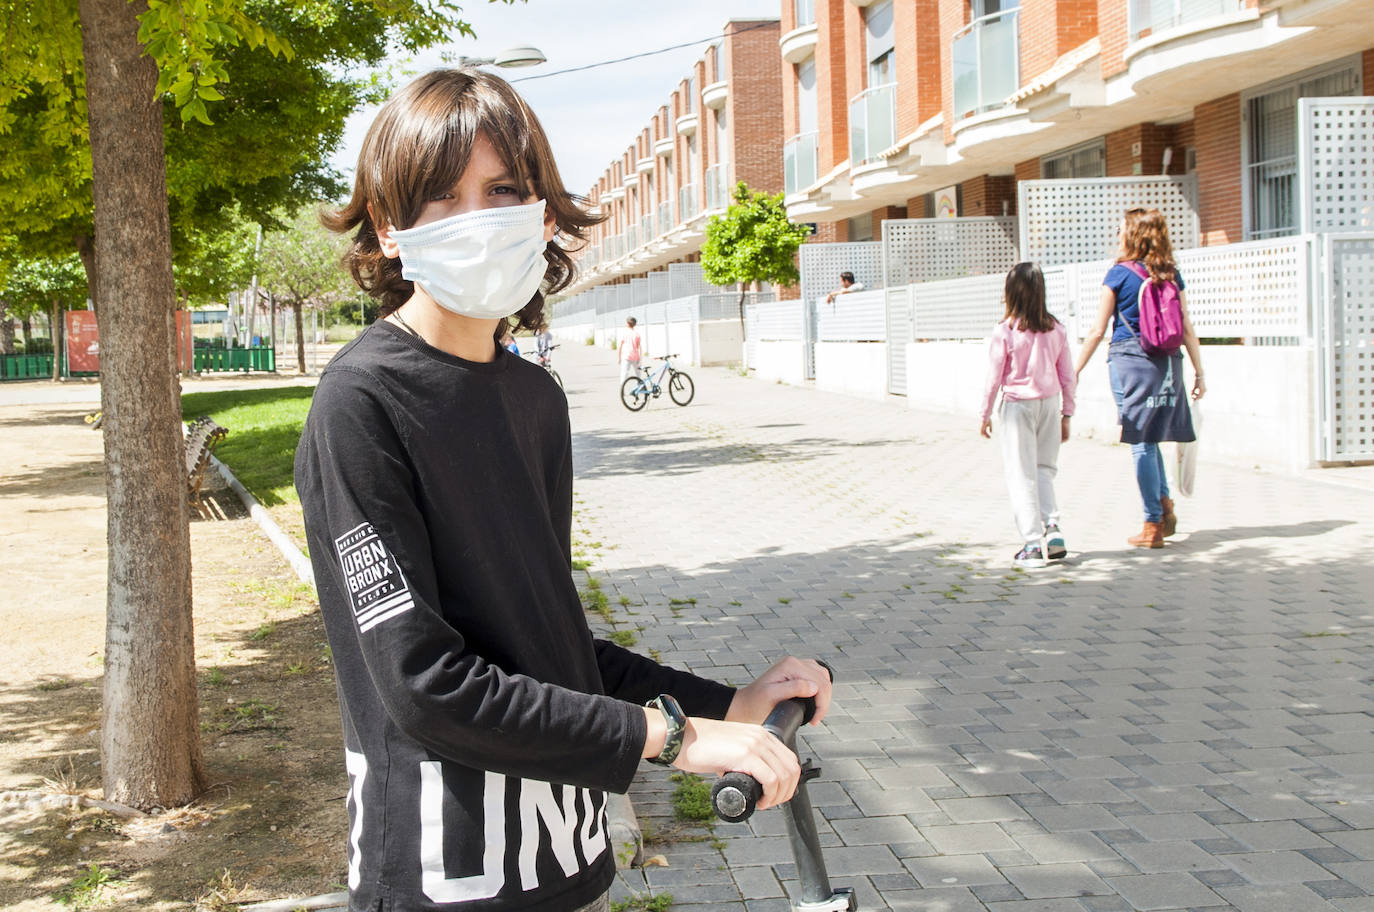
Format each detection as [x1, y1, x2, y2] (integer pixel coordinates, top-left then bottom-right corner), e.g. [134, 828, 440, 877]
[0, 401, 349, 910]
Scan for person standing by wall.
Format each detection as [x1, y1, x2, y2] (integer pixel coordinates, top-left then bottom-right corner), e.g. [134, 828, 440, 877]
[980, 263, 1076, 567]
[1074, 208, 1205, 548]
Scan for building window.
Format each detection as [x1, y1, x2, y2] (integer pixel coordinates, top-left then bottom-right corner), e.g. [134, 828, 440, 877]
[1243, 59, 1361, 240]
[1041, 140, 1106, 179]
[866, 0, 895, 88]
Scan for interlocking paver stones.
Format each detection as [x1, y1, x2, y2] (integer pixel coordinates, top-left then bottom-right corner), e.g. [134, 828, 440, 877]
[1106, 872, 1226, 909]
[556, 346, 1374, 912]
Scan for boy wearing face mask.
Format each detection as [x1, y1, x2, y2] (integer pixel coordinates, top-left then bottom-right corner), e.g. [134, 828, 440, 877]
[296, 69, 833, 912]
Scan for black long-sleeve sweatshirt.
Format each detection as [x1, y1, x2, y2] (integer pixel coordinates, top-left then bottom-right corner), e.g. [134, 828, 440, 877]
[294, 322, 735, 912]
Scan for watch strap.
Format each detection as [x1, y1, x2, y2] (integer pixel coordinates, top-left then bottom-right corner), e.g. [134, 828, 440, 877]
[647, 694, 685, 766]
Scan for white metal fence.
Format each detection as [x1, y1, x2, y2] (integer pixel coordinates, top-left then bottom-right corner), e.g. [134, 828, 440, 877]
[1317, 234, 1374, 461]
[881, 217, 1020, 287]
[1018, 176, 1201, 267]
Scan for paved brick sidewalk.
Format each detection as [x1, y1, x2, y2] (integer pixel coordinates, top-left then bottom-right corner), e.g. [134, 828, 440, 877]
[554, 343, 1374, 912]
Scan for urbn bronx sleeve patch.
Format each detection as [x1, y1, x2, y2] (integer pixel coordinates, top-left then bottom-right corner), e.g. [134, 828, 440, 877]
[334, 522, 415, 632]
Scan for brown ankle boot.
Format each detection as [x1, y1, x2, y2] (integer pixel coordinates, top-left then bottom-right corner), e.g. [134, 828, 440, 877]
[1160, 496, 1177, 538]
[1128, 521, 1164, 549]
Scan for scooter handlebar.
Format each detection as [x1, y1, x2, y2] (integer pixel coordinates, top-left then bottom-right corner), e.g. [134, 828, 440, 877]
[711, 695, 819, 824]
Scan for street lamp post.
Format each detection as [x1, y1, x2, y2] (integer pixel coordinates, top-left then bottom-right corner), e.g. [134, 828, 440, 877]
[457, 47, 547, 69]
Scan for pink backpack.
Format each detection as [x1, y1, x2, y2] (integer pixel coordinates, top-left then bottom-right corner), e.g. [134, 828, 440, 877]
[1122, 261, 1185, 357]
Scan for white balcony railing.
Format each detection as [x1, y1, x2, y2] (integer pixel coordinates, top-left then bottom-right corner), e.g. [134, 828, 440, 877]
[952, 8, 1020, 119]
[625, 224, 640, 252]
[679, 183, 699, 222]
[639, 214, 654, 244]
[705, 164, 731, 211]
[849, 83, 896, 168]
[657, 200, 674, 236]
[1128, 0, 1238, 41]
[785, 131, 820, 195]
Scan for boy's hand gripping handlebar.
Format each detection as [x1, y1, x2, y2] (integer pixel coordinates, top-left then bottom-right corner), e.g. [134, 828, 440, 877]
[711, 666, 857, 912]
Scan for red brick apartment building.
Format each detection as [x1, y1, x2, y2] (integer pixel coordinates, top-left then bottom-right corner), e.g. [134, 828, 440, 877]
[779, 0, 1373, 250]
[565, 20, 784, 297]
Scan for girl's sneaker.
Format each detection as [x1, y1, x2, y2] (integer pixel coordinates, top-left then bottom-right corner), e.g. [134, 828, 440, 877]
[1013, 544, 1046, 568]
[1044, 525, 1067, 560]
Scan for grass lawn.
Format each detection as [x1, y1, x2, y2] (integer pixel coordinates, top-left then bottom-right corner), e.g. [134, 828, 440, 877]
[182, 386, 314, 506]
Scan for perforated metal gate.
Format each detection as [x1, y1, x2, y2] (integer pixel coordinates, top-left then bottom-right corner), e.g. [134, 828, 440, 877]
[1018, 176, 1200, 267]
[885, 287, 912, 394]
[1300, 98, 1374, 460]
[799, 242, 884, 379]
[880, 217, 1019, 395]
[881, 217, 1020, 286]
[1299, 97, 1374, 234]
[1318, 235, 1374, 461]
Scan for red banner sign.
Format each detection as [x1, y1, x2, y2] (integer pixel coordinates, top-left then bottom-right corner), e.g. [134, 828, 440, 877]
[64, 311, 195, 374]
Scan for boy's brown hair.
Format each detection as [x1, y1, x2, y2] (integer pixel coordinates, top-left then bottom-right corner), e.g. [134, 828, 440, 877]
[323, 68, 604, 333]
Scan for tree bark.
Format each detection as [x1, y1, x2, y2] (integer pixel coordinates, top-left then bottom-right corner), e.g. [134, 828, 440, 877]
[76, 233, 98, 312]
[80, 0, 204, 810]
[737, 282, 747, 340]
[293, 300, 305, 374]
[21, 318, 32, 350]
[51, 301, 64, 381]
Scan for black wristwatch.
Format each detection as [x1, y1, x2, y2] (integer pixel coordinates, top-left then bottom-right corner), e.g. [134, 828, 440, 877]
[646, 694, 686, 766]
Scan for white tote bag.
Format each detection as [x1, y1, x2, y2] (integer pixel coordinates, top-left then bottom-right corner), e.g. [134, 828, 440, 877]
[1175, 400, 1201, 497]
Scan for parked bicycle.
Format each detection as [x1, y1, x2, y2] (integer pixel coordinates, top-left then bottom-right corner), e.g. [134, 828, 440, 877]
[524, 343, 562, 390]
[620, 353, 694, 411]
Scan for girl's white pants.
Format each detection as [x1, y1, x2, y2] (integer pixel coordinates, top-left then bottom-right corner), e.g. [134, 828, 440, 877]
[999, 395, 1062, 546]
[620, 359, 641, 383]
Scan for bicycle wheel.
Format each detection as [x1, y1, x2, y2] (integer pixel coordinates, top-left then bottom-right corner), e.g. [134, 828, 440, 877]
[620, 376, 649, 411]
[550, 369, 563, 390]
[668, 370, 695, 406]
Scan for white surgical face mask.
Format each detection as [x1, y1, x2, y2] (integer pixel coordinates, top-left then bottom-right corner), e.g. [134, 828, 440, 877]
[389, 199, 549, 320]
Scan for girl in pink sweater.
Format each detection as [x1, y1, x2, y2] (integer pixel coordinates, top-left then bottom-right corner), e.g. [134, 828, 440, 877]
[980, 262, 1077, 567]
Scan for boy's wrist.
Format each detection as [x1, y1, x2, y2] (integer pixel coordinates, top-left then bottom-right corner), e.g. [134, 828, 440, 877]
[641, 706, 667, 760]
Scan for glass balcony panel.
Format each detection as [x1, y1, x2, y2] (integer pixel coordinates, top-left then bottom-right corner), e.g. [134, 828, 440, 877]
[1129, 0, 1235, 39]
[849, 96, 866, 166]
[849, 86, 893, 168]
[658, 200, 673, 235]
[978, 15, 1018, 110]
[794, 0, 814, 28]
[798, 133, 817, 190]
[866, 84, 896, 159]
[784, 132, 819, 195]
[952, 29, 979, 120]
[952, 10, 1019, 119]
[679, 183, 699, 222]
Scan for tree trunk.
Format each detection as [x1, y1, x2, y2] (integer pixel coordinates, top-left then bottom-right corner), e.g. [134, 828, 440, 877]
[51, 301, 64, 381]
[80, 0, 204, 811]
[737, 282, 747, 341]
[21, 318, 32, 350]
[76, 233, 98, 312]
[0, 300, 14, 355]
[293, 300, 305, 374]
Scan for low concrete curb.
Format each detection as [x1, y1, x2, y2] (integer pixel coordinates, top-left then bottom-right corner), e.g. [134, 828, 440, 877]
[211, 454, 314, 587]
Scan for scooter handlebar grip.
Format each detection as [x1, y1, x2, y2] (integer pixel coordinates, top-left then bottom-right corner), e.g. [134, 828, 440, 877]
[712, 772, 763, 823]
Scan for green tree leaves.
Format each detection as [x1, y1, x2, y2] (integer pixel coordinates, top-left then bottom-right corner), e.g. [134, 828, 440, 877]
[701, 183, 812, 290]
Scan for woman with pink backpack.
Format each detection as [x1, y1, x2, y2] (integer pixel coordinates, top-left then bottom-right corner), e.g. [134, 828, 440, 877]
[1074, 208, 1206, 549]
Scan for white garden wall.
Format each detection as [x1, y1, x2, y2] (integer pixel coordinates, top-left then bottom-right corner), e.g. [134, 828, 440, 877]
[903, 341, 1316, 474]
[815, 342, 889, 400]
